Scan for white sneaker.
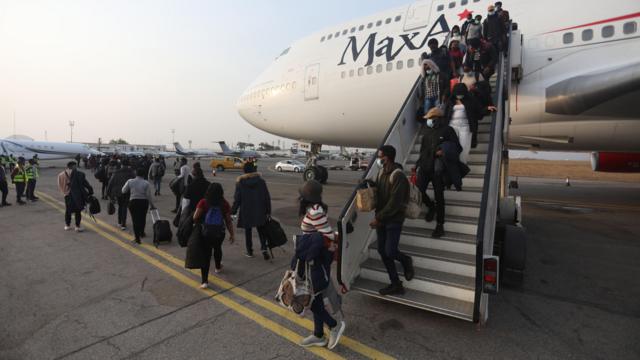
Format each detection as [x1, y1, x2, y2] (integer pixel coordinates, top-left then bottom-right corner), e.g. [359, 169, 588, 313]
[120, 226, 126, 230]
[200, 283, 208, 289]
[300, 335, 327, 348]
[75, 226, 84, 233]
[64, 225, 72, 231]
[328, 321, 346, 350]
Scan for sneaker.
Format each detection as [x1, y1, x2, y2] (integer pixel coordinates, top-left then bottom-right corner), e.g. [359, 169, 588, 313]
[299, 335, 327, 348]
[120, 226, 126, 231]
[214, 265, 223, 274]
[134, 238, 141, 244]
[379, 282, 405, 296]
[200, 283, 208, 289]
[75, 226, 84, 233]
[403, 257, 415, 282]
[425, 206, 436, 223]
[431, 224, 445, 238]
[17, 200, 26, 205]
[1, 202, 11, 206]
[244, 251, 254, 258]
[328, 321, 346, 350]
[262, 251, 271, 261]
[64, 225, 72, 231]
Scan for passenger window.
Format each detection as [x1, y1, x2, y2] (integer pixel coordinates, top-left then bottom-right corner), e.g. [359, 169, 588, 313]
[328, 34, 333, 40]
[385, 18, 391, 24]
[341, 71, 346, 79]
[349, 69, 355, 77]
[437, 5, 444, 11]
[292, 82, 297, 89]
[386, 62, 393, 71]
[562, 33, 574, 44]
[461, 0, 468, 5]
[335, 31, 340, 38]
[473, 0, 480, 2]
[351, 27, 356, 33]
[376, 64, 383, 73]
[358, 68, 364, 76]
[395, 15, 402, 22]
[320, 36, 325, 42]
[342, 29, 348, 35]
[602, 25, 614, 38]
[407, 59, 415, 68]
[366, 66, 373, 75]
[286, 83, 290, 89]
[359, 25, 365, 31]
[449, 2, 456, 9]
[396, 60, 404, 70]
[376, 20, 382, 27]
[582, 29, 593, 41]
[623, 22, 637, 35]
[367, 23, 373, 29]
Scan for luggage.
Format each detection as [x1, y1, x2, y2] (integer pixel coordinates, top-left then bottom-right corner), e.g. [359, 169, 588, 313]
[405, 184, 423, 219]
[264, 217, 288, 250]
[169, 177, 181, 196]
[150, 209, 172, 247]
[275, 260, 313, 315]
[450, 77, 461, 93]
[185, 224, 206, 269]
[88, 196, 101, 215]
[355, 184, 376, 212]
[177, 211, 193, 248]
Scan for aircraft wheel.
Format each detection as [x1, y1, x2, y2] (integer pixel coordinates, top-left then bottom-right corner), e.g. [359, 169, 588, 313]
[303, 167, 318, 182]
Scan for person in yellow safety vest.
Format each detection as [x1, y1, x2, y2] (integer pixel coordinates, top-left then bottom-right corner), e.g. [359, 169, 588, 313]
[10, 157, 27, 205]
[8, 154, 17, 172]
[25, 158, 40, 202]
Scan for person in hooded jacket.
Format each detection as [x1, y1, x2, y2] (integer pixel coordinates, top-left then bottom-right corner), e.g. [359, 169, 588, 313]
[417, 59, 447, 115]
[107, 159, 135, 230]
[294, 180, 346, 349]
[182, 164, 210, 214]
[417, 108, 461, 239]
[231, 162, 272, 260]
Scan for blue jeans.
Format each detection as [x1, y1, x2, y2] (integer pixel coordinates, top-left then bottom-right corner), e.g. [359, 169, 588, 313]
[153, 177, 162, 194]
[424, 97, 440, 113]
[311, 292, 337, 337]
[376, 223, 411, 284]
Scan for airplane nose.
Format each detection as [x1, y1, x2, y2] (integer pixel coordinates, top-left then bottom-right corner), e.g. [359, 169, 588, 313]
[237, 89, 263, 129]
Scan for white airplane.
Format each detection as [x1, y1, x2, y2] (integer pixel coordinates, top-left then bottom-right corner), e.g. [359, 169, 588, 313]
[237, 0, 640, 172]
[0, 138, 102, 160]
[215, 141, 261, 158]
[173, 142, 218, 158]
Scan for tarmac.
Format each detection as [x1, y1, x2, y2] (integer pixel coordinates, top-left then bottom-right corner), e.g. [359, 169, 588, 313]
[1, 159, 639, 360]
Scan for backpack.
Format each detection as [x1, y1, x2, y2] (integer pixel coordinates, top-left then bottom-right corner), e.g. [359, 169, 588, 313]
[94, 167, 106, 182]
[88, 196, 101, 215]
[157, 165, 165, 177]
[203, 206, 225, 238]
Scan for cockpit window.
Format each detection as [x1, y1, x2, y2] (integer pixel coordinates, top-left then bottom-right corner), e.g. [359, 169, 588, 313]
[279, 47, 290, 56]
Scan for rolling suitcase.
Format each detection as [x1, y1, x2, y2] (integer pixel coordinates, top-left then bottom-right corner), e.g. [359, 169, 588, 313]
[151, 209, 172, 247]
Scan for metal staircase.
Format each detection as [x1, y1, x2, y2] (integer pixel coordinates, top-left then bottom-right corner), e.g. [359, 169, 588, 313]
[338, 41, 511, 323]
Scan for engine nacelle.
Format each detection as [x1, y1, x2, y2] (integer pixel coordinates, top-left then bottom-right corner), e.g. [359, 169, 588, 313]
[591, 152, 640, 173]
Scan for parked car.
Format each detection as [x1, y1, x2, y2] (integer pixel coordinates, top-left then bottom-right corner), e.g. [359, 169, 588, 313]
[275, 160, 306, 173]
[210, 156, 245, 171]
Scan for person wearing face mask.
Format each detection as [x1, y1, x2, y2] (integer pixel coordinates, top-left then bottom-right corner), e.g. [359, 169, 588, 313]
[449, 39, 465, 76]
[461, 13, 474, 40]
[465, 15, 483, 44]
[417, 59, 447, 115]
[368, 145, 414, 296]
[447, 83, 498, 151]
[460, 65, 483, 90]
[483, 5, 505, 52]
[417, 108, 461, 238]
[465, 37, 498, 81]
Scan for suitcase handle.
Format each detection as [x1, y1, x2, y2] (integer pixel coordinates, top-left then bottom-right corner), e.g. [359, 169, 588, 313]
[150, 209, 161, 223]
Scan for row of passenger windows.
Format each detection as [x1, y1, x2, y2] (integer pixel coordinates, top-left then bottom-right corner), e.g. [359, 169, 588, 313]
[436, 0, 482, 12]
[561, 21, 638, 44]
[240, 82, 298, 103]
[340, 58, 419, 79]
[320, 15, 402, 42]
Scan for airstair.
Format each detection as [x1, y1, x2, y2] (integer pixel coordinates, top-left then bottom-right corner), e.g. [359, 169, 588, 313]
[337, 32, 516, 323]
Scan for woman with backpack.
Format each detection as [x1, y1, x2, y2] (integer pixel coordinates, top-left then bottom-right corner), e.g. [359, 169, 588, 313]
[191, 183, 235, 288]
[293, 180, 345, 350]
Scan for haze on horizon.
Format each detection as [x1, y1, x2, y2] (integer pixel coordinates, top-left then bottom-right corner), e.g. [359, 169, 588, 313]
[0, 0, 408, 148]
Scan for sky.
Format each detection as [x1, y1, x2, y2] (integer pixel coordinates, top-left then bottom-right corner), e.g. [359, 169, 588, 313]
[0, 0, 411, 149]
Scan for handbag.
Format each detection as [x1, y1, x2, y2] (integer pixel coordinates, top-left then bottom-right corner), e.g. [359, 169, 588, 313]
[275, 260, 313, 315]
[355, 183, 376, 212]
[405, 183, 423, 219]
[184, 224, 206, 269]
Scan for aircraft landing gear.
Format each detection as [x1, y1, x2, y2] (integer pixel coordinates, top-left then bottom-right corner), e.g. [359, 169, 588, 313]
[301, 142, 328, 184]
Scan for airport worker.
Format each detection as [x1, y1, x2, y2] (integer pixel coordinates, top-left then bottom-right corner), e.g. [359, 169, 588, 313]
[10, 157, 27, 205]
[483, 4, 505, 52]
[0, 158, 10, 207]
[191, 182, 235, 286]
[107, 158, 135, 230]
[25, 158, 39, 201]
[182, 164, 210, 214]
[231, 162, 272, 260]
[417, 108, 461, 238]
[57, 161, 94, 232]
[465, 14, 483, 43]
[148, 157, 164, 196]
[417, 59, 447, 114]
[368, 145, 415, 296]
[294, 180, 346, 349]
[121, 167, 155, 244]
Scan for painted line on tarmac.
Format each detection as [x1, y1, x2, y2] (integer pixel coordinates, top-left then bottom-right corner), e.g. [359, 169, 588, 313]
[523, 197, 640, 212]
[37, 191, 394, 360]
[37, 192, 345, 360]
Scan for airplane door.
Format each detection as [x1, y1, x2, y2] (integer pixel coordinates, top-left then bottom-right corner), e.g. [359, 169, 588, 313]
[304, 64, 320, 101]
[403, 0, 432, 31]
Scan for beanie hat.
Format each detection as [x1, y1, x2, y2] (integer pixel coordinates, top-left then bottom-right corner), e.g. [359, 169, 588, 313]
[299, 180, 323, 203]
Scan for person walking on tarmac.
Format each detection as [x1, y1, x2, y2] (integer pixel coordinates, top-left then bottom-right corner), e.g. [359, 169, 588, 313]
[107, 159, 135, 230]
[182, 164, 210, 214]
[0, 158, 10, 207]
[295, 179, 346, 349]
[25, 158, 39, 201]
[369, 145, 415, 296]
[57, 161, 94, 232]
[172, 157, 190, 213]
[10, 157, 27, 205]
[148, 157, 165, 196]
[231, 162, 272, 260]
[121, 167, 156, 244]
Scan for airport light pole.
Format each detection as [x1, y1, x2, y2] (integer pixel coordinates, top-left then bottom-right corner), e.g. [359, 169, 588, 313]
[171, 129, 175, 144]
[69, 121, 75, 143]
[188, 140, 192, 149]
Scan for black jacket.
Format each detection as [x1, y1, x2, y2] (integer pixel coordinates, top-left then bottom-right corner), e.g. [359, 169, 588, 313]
[106, 166, 135, 200]
[464, 41, 498, 70]
[418, 123, 461, 173]
[231, 172, 271, 228]
[374, 163, 410, 225]
[183, 176, 210, 212]
[291, 232, 332, 292]
[69, 170, 94, 211]
[483, 13, 505, 41]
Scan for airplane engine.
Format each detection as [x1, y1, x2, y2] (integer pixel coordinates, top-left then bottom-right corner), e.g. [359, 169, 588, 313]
[591, 152, 640, 172]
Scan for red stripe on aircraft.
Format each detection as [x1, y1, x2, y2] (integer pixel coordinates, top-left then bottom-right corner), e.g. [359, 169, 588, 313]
[545, 12, 640, 34]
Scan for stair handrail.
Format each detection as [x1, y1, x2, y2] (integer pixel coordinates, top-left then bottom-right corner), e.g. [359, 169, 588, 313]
[472, 23, 513, 323]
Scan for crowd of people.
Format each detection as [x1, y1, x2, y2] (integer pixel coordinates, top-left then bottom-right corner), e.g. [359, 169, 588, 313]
[0, 154, 41, 207]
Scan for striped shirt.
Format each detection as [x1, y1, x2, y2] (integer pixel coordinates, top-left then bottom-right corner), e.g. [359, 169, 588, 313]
[301, 204, 335, 241]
